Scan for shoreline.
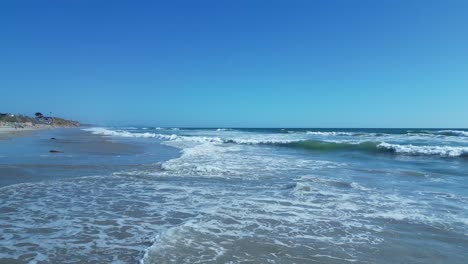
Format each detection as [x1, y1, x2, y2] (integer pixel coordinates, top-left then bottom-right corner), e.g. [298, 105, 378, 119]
[0, 126, 50, 140]
[0, 127, 467, 263]
[0, 114, 80, 141]
[0, 124, 76, 140]
[0, 127, 178, 187]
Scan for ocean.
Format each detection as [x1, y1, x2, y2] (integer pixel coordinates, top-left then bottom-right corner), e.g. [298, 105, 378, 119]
[0, 127, 467, 263]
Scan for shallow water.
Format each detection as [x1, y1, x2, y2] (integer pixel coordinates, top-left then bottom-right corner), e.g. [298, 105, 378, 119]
[0, 127, 467, 263]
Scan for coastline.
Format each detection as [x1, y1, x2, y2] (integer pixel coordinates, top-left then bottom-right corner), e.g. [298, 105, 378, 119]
[0, 125, 51, 140]
[0, 127, 467, 263]
[0, 127, 179, 187]
[0, 123, 78, 141]
[0, 114, 80, 141]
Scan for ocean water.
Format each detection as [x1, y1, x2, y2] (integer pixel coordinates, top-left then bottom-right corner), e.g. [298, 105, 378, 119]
[1, 127, 467, 263]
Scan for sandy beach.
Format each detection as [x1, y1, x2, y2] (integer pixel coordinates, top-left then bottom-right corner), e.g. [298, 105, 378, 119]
[0, 124, 54, 140]
[0, 127, 167, 187]
[0, 126, 42, 140]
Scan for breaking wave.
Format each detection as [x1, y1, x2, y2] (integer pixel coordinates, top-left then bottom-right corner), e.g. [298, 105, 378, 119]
[279, 140, 381, 152]
[276, 141, 468, 157]
[83, 127, 468, 157]
[434, 130, 468, 137]
[306, 131, 357, 136]
[378, 142, 468, 157]
[82, 127, 159, 138]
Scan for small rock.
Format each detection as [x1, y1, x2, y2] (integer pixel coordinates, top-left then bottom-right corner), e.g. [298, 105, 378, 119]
[49, 150, 63, 153]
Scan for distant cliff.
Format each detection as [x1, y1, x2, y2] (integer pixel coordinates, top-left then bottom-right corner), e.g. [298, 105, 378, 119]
[0, 112, 80, 128]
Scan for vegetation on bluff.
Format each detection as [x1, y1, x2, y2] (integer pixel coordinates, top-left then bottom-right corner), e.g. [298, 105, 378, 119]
[0, 112, 80, 127]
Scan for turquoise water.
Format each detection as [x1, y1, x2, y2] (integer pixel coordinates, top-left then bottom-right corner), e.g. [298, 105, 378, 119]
[1, 127, 467, 263]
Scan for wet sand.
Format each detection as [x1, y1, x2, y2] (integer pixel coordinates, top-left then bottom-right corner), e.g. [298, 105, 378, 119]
[0, 126, 42, 140]
[0, 128, 178, 187]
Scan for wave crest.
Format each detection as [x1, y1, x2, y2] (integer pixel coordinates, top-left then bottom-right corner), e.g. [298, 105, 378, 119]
[82, 127, 159, 138]
[306, 131, 355, 136]
[434, 130, 468, 137]
[83, 128, 468, 157]
[377, 143, 468, 157]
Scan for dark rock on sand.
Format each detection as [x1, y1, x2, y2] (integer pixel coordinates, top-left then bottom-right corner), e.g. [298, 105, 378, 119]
[49, 150, 63, 153]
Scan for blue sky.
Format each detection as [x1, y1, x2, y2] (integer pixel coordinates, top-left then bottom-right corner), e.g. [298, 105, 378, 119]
[1, 0, 467, 127]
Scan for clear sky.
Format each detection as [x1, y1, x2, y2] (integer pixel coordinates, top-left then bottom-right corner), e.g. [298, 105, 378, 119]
[1, 0, 467, 128]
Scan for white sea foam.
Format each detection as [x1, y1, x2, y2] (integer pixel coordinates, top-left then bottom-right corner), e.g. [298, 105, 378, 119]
[226, 138, 298, 144]
[378, 142, 468, 157]
[159, 140, 340, 177]
[140, 183, 385, 263]
[82, 127, 179, 140]
[83, 127, 303, 145]
[306, 131, 355, 136]
[2, 126, 468, 263]
[83, 128, 468, 158]
[0, 173, 392, 263]
[2, 162, 466, 264]
[141, 171, 468, 263]
[82, 127, 156, 138]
